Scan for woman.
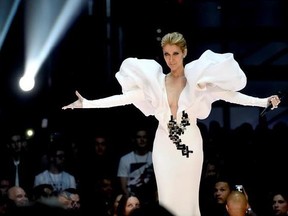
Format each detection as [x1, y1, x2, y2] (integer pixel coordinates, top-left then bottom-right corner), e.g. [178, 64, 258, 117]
[62, 32, 281, 216]
[116, 194, 140, 216]
[271, 190, 288, 216]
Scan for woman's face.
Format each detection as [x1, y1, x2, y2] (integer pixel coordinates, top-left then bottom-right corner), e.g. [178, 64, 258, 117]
[162, 44, 186, 72]
[272, 194, 288, 215]
[124, 196, 140, 216]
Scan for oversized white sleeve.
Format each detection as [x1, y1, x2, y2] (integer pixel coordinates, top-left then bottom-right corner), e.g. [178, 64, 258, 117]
[82, 89, 145, 108]
[211, 88, 269, 108]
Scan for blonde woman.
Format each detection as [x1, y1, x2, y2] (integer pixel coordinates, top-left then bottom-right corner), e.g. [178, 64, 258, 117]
[62, 32, 281, 216]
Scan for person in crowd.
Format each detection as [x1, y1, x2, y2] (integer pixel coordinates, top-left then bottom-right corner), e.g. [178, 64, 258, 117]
[226, 190, 249, 216]
[0, 177, 11, 197]
[34, 144, 77, 194]
[199, 157, 222, 215]
[0, 131, 36, 196]
[30, 184, 67, 215]
[31, 183, 55, 204]
[0, 177, 11, 215]
[204, 176, 257, 216]
[270, 189, 288, 216]
[209, 177, 233, 216]
[5, 185, 32, 215]
[87, 175, 117, 216]
[5, 186, 32, 216]
[79, 132, 119, 215]
[57, 188, 81, 211]
[116, 194, 140, 216]
[62, 31, 281, 216]
[117, 126, 157, 205]
[7, 185, 30, 207]
[89, 131, 118, 180]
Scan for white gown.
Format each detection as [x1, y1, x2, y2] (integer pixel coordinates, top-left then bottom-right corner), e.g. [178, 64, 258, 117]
[82, 50, 268, 216]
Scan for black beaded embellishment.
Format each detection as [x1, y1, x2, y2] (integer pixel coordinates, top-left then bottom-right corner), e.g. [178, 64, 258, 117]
[168, 111, 193, 158]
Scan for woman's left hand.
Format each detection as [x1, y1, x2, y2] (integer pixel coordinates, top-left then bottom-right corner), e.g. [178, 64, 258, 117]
[269, 95, 281, 109]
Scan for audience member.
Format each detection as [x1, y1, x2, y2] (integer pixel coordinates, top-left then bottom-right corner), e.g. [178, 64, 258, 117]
[213, 177, 233, 216]
[0, 131, 36, 195]
[34, 144, 77, 194]
[0, 177, 11, 197]
[199, 157, 222, 215]
[57, 187, 82, 215]
[270, 189, 288, 216]
[0, 177, 11, 215]
[86, 175, 117, 216]
[7, 186, 30, 207]
[31, 183, 55, 202]
[5, 185, 32, 215]
[80, 131, 119, 208]
[116, 194, 140, 216]
[117, 126, 157, 205]
[202, 176, 233, 216]
[84, 131, 118, 181]
[203, 176, 257, 216]
[30, 183, 67, 215]
[226, 190, 248, 216]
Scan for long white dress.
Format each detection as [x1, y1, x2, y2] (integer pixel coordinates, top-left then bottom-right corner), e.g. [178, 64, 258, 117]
[82, 50, 268, 216]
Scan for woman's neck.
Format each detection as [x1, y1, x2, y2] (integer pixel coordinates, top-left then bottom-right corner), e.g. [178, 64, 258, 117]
[169, 66, 185, 78]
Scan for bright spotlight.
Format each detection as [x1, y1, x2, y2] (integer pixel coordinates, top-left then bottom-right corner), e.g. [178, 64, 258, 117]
[19, 76, 35, 92]
[25, 128, 35, 138]
[20, 0, 87, 92]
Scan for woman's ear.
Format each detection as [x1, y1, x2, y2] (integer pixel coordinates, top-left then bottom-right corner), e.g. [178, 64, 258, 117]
[183, 49, 187, 58]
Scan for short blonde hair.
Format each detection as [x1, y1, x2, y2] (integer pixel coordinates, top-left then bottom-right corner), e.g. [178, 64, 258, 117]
[161, 32, 187, 53]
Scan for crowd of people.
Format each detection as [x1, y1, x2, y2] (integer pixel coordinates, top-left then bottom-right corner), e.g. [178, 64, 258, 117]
[0, 118, 287, 215]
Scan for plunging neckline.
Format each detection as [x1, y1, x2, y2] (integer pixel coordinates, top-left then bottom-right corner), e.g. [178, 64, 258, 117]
[164, 74, 187, 119]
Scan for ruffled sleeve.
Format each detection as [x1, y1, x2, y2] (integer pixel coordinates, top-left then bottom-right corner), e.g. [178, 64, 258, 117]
[180, 50, 248, 119]
[115, 58, 165, 116]
[185, 49, 247, 91]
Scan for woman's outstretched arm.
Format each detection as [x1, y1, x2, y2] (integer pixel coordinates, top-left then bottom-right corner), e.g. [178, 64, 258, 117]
[212, 89, 281, 109]
[62, 89, 145, 110]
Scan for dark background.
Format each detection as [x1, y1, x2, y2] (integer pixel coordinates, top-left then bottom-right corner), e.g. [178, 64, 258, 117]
[0, 0, 288, 142]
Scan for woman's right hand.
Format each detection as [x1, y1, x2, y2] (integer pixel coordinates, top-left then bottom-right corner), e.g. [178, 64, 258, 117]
[62, 91, 84, 110]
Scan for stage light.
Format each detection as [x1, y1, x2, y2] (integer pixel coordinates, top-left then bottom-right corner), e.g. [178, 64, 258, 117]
[19, 76, 35, 92]
[25, 128, 34, 139]
[19, 0, 87, 92]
